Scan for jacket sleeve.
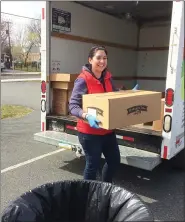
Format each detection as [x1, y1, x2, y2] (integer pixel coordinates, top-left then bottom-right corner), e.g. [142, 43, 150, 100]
[69, 78, 88, 118]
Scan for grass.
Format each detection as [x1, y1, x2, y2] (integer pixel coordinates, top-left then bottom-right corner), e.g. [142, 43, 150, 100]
[1, 105, 33, 119]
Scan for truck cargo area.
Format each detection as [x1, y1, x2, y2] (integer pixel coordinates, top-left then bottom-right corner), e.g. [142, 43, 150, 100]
[47, 1, 173, 134]
[34, 1, 183, 171]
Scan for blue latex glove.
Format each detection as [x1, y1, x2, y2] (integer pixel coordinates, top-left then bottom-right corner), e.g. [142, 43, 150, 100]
[86, 115, 100, 128]
[132, 84, 139, 91]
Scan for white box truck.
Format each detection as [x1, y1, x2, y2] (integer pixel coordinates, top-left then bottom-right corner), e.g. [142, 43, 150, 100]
[34, 1, 184, 171]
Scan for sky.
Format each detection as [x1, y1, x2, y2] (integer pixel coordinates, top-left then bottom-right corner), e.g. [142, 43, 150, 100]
[1, 1, 43, 42]
[1, 1, 43, 21]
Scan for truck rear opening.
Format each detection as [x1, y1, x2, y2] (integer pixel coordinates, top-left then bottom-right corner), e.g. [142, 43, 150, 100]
[35, 1, 184, 171]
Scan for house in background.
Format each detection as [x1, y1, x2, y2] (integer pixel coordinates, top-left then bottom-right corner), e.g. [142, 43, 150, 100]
[26, 46, 41, 62]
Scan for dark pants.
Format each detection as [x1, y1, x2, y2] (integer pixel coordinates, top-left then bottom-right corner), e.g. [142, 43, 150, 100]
[78, 132, 120, 183]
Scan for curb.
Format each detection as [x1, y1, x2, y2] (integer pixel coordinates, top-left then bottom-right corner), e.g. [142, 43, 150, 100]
[1, 78, 41, 83]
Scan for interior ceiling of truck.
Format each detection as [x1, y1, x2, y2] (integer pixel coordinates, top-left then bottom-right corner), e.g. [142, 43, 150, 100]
[75, 1, 172, 24]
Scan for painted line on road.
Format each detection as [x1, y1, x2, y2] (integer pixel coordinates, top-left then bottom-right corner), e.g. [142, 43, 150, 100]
[1, 78, 41, 83]
[1, 148, 65, 174]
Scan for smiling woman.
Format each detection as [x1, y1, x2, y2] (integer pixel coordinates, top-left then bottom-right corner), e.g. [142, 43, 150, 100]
[1, 105, 33, 119]
[68, 45, 121, 183]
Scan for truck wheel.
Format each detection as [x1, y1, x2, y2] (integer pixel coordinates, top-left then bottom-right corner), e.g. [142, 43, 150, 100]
[171, 148, 185, 171]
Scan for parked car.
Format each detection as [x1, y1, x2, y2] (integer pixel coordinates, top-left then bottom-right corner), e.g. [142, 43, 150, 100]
[1, 59, 5, 72]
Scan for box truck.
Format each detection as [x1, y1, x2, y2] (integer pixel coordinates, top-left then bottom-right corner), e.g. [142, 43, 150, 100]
[34, 1, 184, 171]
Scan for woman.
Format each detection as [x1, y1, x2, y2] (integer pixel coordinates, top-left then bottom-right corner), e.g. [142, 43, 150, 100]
[69, 45, 120, 183]
[69, 46, 139, 183]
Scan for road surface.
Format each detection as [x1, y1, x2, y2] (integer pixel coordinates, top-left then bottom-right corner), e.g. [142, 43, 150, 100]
[1, 82, 184, 221]
[1, 69, 40, 80]
[1, 69, 40, 74]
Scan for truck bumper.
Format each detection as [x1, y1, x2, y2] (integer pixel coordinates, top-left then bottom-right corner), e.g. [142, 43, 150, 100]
[34, 131, 161, 171]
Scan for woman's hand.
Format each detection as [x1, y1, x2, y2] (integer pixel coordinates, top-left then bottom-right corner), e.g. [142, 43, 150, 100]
[83, 113, 100, 128]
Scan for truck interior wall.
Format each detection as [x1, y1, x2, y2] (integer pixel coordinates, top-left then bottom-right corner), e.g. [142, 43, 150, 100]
[50, 1, 172, 92]
[50, 1, 138, 89]
[136, 24, 171, 92]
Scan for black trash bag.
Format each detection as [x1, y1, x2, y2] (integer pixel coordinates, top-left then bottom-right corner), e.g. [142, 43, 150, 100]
[1, 180, 153, 222]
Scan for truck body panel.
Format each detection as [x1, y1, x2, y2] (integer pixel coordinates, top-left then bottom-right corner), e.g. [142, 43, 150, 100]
[40, 1, 51, 132]
[161, 1, 184, 159]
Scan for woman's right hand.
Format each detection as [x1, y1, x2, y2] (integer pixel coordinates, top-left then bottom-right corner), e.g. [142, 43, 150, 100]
[85, 114, 100, 128]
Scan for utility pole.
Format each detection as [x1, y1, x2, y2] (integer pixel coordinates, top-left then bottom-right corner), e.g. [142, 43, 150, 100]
[6, 21, 12, 68]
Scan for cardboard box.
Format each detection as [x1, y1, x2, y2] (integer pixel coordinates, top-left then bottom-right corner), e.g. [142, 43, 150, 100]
[52, 89, 70, 115]
[51, 82, 74, 90]
[68, 89, 73, 102]
[152, 98, 165, 131]
[82, 90, 162, 130]
[143, 92, 165, 126]
[51, 71, 75, 115]
[53, 102, 69, 115]
[50, 73, 79, 82]
[53, 89, 68, 101]
[50, 73, 77, 90]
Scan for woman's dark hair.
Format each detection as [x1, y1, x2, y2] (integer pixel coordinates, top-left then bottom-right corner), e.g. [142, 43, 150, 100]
[88, 45, 108, 59]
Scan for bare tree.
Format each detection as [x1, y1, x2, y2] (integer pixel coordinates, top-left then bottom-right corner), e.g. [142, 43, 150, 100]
[1, 17, 14, 67]
[14, 26, 27, 47]
[27, 19, 41, 46]
[1, 18, 13, 54]
[11, 27, 27, 61]
[23, 19, 41, 65]
[1, 20, 8, 50]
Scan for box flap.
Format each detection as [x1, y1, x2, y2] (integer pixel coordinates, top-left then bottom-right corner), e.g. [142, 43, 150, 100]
[83, 90, 161, 100]
[50, 73, 79, 82]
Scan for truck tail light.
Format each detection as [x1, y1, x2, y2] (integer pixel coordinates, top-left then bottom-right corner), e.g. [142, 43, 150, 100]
[163, 115, 172, 133]
[42, 8, 45, 20]
[41, 81, 46, 94]
[165, 88, 174, 107]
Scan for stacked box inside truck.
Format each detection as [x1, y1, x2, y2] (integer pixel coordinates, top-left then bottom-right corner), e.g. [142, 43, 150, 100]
[52, 89, 70, 115]
[50, 73, 79, 115]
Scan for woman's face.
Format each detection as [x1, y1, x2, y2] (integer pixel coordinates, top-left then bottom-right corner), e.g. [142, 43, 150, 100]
[89, 50, 108, 73]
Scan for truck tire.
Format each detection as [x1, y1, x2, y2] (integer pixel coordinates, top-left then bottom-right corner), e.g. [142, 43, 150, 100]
[171, 148, 185, 171]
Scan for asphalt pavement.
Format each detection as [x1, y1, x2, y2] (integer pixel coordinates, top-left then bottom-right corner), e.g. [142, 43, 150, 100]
[1, 81, 185, 221]
[1, 69, 40, 74]
[1, 74, 40, 80]
[1, 69, 40, 80]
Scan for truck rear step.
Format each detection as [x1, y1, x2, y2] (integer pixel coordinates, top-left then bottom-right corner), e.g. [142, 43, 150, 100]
[34, 131, 161, 171]
[46, 115, 162, 154]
